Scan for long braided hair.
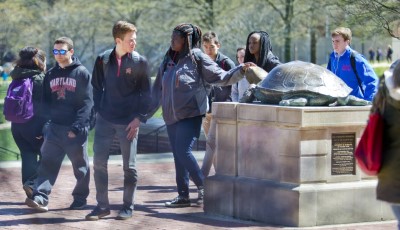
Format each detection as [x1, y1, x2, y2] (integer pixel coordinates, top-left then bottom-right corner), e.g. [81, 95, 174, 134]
[244, 31, 274, 71]
[165, 23, 202, 64]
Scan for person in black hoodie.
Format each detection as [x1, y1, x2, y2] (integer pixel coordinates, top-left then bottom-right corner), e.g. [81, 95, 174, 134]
[25, 37, 93, 212]
[8, 47, 46, 199]
[86, 21, 151, 221]
[244, 31, 281, 72]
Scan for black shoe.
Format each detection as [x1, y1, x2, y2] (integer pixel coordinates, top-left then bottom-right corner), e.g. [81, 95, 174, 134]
[197, 187, 204, 205]
[85, 206, 111, 221]
[25, 197, 48, 212]
[69, 200, 87, 210]
[23, 185, 33, 199]
[165, 196, 190, 208]
[116, 207, 133, 220]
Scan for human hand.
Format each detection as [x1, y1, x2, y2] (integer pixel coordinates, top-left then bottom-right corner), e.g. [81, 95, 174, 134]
[126, 118, 140, 141]
[242, 62, 257, 72]
[68, 131, 76, 138]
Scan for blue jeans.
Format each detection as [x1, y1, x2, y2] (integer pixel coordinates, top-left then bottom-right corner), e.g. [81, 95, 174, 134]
[93, 114, 138, 210]
[166, 116, 204, 198]
[392, 204, 400, 229]
[11, 118, 43, 187]
[35, 123, 90, 205]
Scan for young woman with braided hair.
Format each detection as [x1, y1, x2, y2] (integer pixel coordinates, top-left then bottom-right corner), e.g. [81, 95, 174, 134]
[149, 23, 254, 208]
[244, 30, 281, 72]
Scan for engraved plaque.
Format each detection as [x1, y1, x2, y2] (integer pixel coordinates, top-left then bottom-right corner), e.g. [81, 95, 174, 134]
[331, 133, 356, 175]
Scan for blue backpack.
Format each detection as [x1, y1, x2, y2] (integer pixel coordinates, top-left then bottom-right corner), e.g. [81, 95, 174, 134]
[3, 78, 34, 123]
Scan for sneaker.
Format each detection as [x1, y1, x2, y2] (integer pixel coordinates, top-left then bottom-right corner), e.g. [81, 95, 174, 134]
[116, 207, 133, 220]
[197, 187, 204, 205]
[85, 206, 111, 221]
[25, 197, 48, 212]
[69, 200, 87, 210]
[23, 185, 33, 199]
[165, 196, 190, 208]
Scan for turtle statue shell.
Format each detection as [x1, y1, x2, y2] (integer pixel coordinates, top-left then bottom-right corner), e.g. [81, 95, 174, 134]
[245, 61, 369, 106]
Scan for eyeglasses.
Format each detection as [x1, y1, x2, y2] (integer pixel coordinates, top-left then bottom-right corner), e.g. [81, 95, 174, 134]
[52, 49, 68, 55]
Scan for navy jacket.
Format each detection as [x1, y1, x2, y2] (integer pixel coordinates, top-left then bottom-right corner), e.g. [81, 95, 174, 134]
[91, 48, 151, 124]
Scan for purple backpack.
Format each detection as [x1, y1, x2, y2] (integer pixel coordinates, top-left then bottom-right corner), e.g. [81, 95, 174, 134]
[3, 78, 34, 123]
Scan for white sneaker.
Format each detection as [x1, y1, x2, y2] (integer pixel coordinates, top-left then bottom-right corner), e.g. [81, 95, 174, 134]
[25, 197, 48, 212]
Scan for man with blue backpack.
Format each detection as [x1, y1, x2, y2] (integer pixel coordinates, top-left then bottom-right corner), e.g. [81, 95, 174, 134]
[24, 37, 93, 213]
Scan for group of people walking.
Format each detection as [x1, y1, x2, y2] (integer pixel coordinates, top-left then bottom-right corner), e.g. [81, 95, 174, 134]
[6, 21, 252, 221]
[6, 20, 400, 226]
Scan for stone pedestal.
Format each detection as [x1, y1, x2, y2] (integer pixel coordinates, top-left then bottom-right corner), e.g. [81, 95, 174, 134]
[204, 102, 394, 227]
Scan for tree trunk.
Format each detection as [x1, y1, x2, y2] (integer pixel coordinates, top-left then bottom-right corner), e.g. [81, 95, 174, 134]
[310, 28, 317, 63]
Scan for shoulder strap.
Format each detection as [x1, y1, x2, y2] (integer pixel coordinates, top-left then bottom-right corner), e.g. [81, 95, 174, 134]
[350, 51, 365, 96]
[101, 49, 113, 74]
[327, 56, 331, 70]
[130, 51, 140, 63]
[101, 49, 140, 73]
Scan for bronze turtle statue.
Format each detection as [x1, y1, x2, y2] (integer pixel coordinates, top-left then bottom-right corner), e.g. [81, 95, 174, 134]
[241, 61, 370, 106]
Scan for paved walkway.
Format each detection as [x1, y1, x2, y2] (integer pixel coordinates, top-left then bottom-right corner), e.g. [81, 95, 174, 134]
[0, 152, 397, 230]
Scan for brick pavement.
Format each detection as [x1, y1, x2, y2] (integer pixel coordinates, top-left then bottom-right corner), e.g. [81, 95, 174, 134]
[0, 152, 397, 230]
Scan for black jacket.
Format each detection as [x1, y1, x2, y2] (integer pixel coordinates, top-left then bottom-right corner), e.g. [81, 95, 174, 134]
[207, 52, 236, 112]
[91, 48, 151, 124]
[43, 56, 93, 135]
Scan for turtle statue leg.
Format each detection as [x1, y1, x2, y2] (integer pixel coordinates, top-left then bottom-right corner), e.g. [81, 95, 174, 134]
[346, 95, 371, 106]
[279, 98, 308, 106]
[239, 84, 257, 103]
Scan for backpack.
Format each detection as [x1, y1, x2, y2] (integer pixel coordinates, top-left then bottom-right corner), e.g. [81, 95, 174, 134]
[101, 49, 140, 73]
[327, 51, 365, 96]
[3, 78, 34, 123]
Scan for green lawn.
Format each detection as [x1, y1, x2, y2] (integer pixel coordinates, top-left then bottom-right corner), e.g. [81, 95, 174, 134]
[373, 66, 388, 78]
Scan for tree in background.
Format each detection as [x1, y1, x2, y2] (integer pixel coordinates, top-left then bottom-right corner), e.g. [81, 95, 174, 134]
[0, 0, 396, 74]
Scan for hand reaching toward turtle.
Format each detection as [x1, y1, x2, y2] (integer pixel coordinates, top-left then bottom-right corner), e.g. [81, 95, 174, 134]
[242, 62, 257, 72]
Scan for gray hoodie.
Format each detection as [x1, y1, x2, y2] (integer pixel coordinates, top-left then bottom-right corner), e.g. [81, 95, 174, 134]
[150, 48, 244, 125]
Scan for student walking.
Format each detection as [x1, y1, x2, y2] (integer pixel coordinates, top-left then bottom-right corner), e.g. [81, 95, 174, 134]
[25, 37, 93, 212]
[86, 21, 151, 221]
[6, 47, 47, 198]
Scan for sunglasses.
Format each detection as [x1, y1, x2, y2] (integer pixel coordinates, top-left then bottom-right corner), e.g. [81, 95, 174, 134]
[52, 49, 68, 55]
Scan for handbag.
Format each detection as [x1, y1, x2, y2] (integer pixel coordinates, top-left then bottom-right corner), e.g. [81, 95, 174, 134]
[354, 111, 384, 175]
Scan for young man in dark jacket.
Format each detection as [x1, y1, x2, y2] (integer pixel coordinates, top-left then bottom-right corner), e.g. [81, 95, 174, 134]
[86, 21, 151, 221]
[25, 37, 93, 212]
[201, 31, 236, 177]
